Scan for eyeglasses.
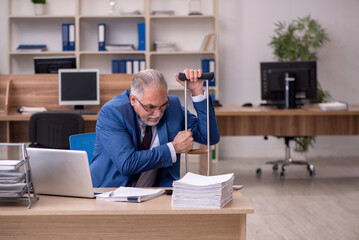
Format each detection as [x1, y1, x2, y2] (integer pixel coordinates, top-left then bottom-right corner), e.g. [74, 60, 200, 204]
[134, 96, 170, 112]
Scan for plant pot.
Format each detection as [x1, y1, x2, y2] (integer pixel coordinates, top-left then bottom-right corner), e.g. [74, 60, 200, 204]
[34, 3, 46, 15]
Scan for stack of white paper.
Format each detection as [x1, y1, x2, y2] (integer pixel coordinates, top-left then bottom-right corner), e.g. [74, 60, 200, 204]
[318, 102, 348, 111]
[172, 172, 234, 209]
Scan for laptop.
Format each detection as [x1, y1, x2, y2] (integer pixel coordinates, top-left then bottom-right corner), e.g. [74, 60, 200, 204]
[27, 148, 96, 198]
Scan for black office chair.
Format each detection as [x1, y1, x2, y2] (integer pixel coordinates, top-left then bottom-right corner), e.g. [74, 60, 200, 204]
[256, 136, 316, 176]
[29, 112, 84, 149]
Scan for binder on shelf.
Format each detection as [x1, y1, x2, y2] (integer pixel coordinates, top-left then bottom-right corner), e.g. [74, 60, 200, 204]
[112, 59, 146, 74]
[98, 23, 106, 51]
[126, 60, 133, 74]
[119, 60, 127, 73]
[133, 59, 139, 73]
[68, 23, 75, 51]
[62, 23, 69, 51]
[139, 59, 146, 71]
[202, 59, 215, 86]
[138, 23, 145, 51]
[112, 59, 119, 73]
[16, 44, 47, 52]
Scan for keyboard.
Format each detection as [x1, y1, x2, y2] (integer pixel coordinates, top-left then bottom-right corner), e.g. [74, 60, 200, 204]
[48, 110, 98, 115]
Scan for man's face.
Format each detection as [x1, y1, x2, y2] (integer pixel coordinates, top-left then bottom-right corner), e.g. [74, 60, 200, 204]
[130, 86, 169, 126]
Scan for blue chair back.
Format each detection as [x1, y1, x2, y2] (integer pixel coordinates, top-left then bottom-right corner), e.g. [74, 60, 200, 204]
[69, 132, 96, 164]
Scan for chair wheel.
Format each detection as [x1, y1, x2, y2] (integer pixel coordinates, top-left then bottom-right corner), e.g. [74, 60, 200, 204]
[272, 164, 278, 171]
[256, 168, 261, 175]
[280, 171, 285, 177]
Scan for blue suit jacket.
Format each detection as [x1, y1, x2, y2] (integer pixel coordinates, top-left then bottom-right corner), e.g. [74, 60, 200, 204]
[90, 90, 220, 187]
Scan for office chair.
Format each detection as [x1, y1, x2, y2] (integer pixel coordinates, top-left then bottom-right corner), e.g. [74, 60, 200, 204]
[69, 132, 96, 164]
[29, 112, 84, 149]
[256, 137, 316, 176]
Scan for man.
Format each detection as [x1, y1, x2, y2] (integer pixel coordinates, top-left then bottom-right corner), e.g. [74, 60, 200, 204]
[90, 69, 220, 187]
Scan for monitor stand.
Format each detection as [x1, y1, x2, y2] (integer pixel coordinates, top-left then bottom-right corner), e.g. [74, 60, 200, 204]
[74, 105, 84, 110]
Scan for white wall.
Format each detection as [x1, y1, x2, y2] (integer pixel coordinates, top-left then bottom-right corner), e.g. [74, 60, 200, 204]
[218, 0, 359, 159]
[1, 0, 359, 159]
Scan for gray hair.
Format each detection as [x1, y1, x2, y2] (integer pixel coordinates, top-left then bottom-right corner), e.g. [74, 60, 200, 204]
[131, 69, 168, 99]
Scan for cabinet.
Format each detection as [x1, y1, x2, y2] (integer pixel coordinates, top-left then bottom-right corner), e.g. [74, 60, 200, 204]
[7, 0, 218, 98]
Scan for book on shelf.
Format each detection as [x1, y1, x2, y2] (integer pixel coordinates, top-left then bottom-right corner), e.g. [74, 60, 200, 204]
[120, 10, 141, 15]
[106, 44, 135, 51]
[200, 33, 215, 51]
[96, 187, 165, 202]
[154, 41, 177, 52]
[16, 44, 47, 52]
[171, 172, 234, 209]
[151, 10, 175, 15]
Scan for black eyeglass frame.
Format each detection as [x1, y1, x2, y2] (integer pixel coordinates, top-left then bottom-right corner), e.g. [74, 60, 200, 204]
[134, 95, 170, 112]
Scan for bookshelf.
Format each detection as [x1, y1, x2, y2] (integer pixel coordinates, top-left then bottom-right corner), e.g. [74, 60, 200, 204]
[7, 0, 219, 161]
[7, 0, 218, 95]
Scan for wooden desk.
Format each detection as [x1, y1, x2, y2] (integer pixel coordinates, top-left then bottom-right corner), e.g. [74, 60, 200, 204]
[215, 104, 359, 136]
[0, 73, 132, 142]
[0, 191, 254, 240]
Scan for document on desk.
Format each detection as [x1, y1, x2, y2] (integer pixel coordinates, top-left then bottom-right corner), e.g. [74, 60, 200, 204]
[96, 187, 165, 202]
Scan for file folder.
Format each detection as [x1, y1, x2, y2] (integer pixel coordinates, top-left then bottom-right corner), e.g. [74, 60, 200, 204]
[138, 23, 145, 51]
[68, 23, 75, 51]
[62, 23, 69, 51]
[98, 23, 106, 51]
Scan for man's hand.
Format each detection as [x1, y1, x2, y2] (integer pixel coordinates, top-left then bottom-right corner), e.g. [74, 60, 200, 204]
[172, 129, 194, 154]
[175, 69, 204, 96]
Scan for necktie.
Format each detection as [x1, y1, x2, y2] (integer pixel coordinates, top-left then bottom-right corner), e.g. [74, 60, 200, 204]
[141, 126, 152, 150]
[130, 126, 154, 187]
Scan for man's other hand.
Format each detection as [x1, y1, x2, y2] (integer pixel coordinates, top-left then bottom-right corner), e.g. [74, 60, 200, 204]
[172, 129, 194, 153]
[175, 69, 204, 96]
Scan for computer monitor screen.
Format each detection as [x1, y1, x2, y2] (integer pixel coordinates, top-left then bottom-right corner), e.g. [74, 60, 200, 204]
[34, 56, 76, 74]
[58, 69, 100, 110]
[260, 61, 317, 108]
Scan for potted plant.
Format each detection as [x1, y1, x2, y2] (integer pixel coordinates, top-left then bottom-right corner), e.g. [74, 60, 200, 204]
[31, 0, 46, 15]
[269, 15, 330, 153]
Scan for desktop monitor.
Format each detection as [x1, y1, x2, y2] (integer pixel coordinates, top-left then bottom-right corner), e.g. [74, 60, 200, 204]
[260, 61, 317, 108]
[58, 69, 100, 110]
[34, 56, 76, 74]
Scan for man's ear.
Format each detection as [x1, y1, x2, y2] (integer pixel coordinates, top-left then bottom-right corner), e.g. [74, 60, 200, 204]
[129, 94, 136, 107]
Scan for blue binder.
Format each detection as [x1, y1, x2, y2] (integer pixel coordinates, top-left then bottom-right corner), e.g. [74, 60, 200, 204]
[98, 23, 106, 51]
[62, 23, 69, 51]
[202, 59, 215, 86]
[138, 23, 145, 51]
[119, 60, 127, 73]
[112, 59, 119, 73]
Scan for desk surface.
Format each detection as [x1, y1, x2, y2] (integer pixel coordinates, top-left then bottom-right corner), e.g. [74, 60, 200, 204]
[0, 191, 254, 240]
[0, 190, 253, 216]
[215, 104, 359, 116]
